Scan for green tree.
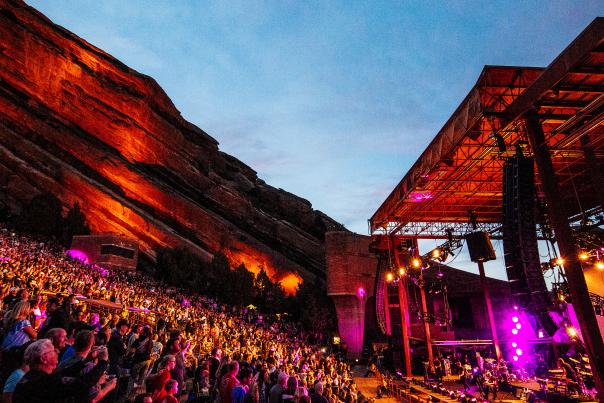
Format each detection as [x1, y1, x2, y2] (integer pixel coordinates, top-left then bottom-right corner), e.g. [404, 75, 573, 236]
[228, 263, 255, 306]
[62, 202, 90, 246]
[294, 278, 337, 332]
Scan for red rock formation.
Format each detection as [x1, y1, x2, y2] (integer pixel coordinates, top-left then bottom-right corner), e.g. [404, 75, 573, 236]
[0, 0, 345, 293]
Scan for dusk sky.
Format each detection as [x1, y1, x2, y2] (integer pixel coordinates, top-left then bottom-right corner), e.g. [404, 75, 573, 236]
[29, 1, 604, 279]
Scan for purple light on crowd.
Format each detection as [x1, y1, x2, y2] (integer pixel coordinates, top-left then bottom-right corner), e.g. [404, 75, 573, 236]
[66, 249, 89, 264]
[357, 287, 366, 298]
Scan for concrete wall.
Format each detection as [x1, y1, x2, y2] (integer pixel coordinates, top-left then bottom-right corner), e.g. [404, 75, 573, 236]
[325, 231, 378, 358]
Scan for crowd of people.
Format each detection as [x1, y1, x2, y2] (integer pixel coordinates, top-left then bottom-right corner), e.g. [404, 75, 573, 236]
[0, 227, 364, 403]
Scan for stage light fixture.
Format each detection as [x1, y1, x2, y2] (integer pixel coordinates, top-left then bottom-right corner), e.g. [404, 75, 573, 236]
[566, 326, 577, 338]
[554, 257, 564, 266]
[386, 272, 394, 283]
[398, 267, 406, 276]
[513, 355, 518, 361]
[596, 261, 604, 270]
[511, 342, 517, 348]
[431, 248, 441, 259]
[579, 252, 589, 261]
[516, 323, 521, 330]
[538, 330, 544, 338]
[512, 328, 518, 335]
[516, 348, 523, 356]
[512, 316, 519, 323]
[412, 258, 421, 268]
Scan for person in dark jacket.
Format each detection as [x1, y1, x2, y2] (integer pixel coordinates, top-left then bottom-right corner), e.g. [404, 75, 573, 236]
[13, 339, 117, 403]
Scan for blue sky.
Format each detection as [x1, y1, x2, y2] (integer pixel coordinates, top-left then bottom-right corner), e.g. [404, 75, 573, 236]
[29, 1, 603, 279]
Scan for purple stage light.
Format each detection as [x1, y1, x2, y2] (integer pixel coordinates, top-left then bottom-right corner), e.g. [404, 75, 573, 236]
[512, 328, 518, 335]
[516, 348, 523, 356]
[511, 342, 517, 348]
[66, 249, 89, 263]
[513, 355, 519, 361]
[516, 323, 522, 329]
[512, 316, 519, 323]
[357, 287, 366, 298]
[538, 330, 544, 338]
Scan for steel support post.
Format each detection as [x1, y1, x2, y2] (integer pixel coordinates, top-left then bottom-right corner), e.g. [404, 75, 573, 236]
[398, 277, 412, 377]
[477, 260, 502, 360]
[419, 270, 435, 371]
[524, 109, 604, 399]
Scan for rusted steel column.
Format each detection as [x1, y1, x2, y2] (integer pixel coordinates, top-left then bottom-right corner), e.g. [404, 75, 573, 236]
[418, 270, 435, 371]
[477, 260, 502, 360]
[524, 108, 604, 399]
[580, 134, 604, 213]
[398, 277, 412, 377]
[413, 238, 434, 371]
[384, 283, 392, 335]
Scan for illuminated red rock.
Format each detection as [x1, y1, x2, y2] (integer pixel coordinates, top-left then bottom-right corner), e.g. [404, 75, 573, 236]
[0, 0, 346, 293]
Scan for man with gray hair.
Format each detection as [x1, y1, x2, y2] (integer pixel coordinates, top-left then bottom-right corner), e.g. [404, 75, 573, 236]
[310, 382, 329, 403]
[13, 338, 116, 403]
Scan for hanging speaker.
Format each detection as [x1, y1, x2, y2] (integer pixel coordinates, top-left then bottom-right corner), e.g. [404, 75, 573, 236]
[465, 231, 496, 262]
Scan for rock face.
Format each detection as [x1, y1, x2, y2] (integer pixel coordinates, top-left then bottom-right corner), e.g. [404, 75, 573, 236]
[0, 0, 346, 292]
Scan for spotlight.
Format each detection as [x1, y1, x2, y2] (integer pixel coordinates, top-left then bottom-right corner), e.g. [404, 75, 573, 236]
[567, 326, 577, 338]
[512, 316, 519, 323]
[516, 323, 522, 330]
[596, 261, 604, 270]
[386, 272, 394, 283]
[555, 257, 564, 266]
[516, 348, 523, 356]
[512, 328, 518, 335]
[579, 252, 589, 261]
[513, 305, 518, 310]
[412, 258, 421, 268]
[431, 248, 441, 259]
[511, 342, 517, 348]
[513, 355, 519, 361]
[538, 330, 544, 339]
[398, 267, 406, 276]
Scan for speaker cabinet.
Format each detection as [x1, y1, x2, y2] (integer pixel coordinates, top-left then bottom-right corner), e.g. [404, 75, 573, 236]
[465, 231, 496, 262]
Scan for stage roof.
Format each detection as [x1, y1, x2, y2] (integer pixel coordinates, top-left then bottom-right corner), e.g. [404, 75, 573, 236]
[370, 17, 604, 239]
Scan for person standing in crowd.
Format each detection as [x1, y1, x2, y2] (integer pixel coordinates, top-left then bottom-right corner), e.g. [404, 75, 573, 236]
[108, 319, 130, 375]
[220, 361, 241, 403]
[269, 371, 288, 403]
[1, 301, 36, 350]
[158, 379, 179, 403]
[13, 339, 117, 402]
[310, 382, 328, 403]
[1, 344, 29, 403]
[148, 355, 176, 402]
[38, 297, 68, 338]
[231, 367, 253, 403]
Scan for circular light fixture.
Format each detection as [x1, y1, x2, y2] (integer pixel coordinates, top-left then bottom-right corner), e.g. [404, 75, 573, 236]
[516, 323, 522, 330]
[512, 328, 518, 335]
[512, 316, 519, 323]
